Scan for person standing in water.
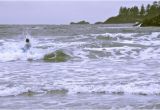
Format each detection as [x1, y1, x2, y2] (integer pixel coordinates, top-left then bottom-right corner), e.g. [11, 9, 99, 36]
[22, 38, 31, 52]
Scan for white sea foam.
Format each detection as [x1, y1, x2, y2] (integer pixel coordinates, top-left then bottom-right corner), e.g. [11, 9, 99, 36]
[0, 82, 159, 97]
[1, 25, 160, 110]
[1, 32, 160, 62]
[0, 39, 43, 62]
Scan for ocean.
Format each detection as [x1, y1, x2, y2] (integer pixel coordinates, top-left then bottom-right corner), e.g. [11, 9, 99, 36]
[0, 24, 160, 109]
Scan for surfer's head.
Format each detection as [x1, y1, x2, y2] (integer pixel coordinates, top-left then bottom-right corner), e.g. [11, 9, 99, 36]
[26, 38, 30, 43]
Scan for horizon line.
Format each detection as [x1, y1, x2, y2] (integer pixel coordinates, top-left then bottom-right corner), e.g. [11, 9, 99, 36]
[0, 0, 156, 1]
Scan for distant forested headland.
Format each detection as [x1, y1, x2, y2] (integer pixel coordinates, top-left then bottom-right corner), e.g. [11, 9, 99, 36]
[70, 1, 160, 26]
[104, 1, 160, 26]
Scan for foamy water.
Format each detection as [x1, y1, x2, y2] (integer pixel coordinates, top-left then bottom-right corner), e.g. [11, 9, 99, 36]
[0, 24, 160, 109]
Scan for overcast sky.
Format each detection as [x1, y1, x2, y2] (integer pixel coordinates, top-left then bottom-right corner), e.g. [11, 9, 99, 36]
[0, 0, 155, 24]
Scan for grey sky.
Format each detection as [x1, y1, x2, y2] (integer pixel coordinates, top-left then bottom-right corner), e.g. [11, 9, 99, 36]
[0, 0, 155, 24]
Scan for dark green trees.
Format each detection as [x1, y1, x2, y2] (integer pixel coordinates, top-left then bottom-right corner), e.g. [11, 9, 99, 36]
[118, 2, 160, 18]
[146, 1, 160, 18]
[141, 1, 160, 26]
[119, 6, 139, 17]
[105, 1, 160, 24]
[141, 14, 160, 26]
[140, 5, 145, 16]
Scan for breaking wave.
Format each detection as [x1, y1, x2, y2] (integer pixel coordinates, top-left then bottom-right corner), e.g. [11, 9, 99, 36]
[0, 83, 160, 97]
[0, 32, 160, 62]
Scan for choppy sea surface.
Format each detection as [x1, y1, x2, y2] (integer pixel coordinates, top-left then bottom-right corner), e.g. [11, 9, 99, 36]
[0, 24, 160, 109]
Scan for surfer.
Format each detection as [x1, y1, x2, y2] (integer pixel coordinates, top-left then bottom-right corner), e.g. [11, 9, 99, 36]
[22, 38, 31, 52]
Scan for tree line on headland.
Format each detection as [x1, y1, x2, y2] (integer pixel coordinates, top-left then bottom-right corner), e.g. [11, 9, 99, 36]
[105, 1, 160, 26]
[70, 1, 160, 26]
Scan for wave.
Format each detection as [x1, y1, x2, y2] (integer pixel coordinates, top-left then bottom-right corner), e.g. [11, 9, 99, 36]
[0, 32, 160, 62]
[0, 87, 68, 97]
[0, 38, 71, 62]
[0, 83, 160, 97]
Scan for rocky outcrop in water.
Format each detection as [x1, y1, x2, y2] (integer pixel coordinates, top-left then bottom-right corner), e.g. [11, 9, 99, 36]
[70, 20, 90, 25]
[43, 50, 70, 62]
[94, 22, 104, 24]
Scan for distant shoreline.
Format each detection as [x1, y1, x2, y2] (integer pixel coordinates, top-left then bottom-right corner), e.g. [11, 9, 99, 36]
[102, 1, 160, 27]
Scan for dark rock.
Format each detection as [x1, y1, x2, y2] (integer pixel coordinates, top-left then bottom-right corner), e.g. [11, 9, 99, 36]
[94, 21, 104, 24]
[70, 20, 90, 25]
[43, 50, 70, 62]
